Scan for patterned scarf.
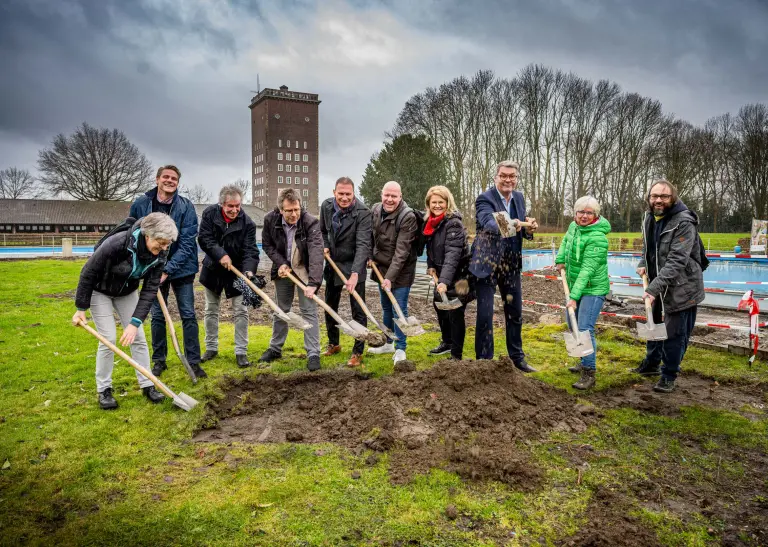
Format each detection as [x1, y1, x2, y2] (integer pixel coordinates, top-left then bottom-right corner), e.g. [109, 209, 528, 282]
[332, 199, 355, 233]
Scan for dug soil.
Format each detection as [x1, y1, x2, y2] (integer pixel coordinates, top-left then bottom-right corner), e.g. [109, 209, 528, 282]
[195, 357, 597, 488]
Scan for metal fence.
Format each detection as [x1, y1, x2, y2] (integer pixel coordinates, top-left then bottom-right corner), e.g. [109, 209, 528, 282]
[0, 234, 102, 247]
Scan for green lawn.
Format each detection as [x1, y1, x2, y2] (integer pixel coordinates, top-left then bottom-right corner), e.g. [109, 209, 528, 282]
[0, 260, 766, 546]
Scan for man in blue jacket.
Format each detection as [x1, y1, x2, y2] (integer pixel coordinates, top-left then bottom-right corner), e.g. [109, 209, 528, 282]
[469, 160, 538, 371]
[129, 165, 205, 378]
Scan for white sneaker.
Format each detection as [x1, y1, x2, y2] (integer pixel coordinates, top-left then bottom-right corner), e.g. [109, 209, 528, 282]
[393, 349, 406, 363]
[368, 342, 395, 355]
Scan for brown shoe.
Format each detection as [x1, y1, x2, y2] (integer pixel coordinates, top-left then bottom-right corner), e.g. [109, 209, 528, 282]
[346, 354, 363, 368]
[323, 344, 341, 356]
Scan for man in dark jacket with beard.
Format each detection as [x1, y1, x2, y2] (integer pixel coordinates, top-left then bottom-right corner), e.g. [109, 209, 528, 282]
[259, 188, 324, 371]
[320, 177, 372, 367]
[198, 185, 260, 368]
[634, 179, 705, 393]
[130, 165, 204, 378]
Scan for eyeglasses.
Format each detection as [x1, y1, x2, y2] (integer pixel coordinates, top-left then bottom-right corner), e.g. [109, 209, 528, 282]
[576, 210, 595, 217]
[497, 175, 518, 181]
[649, 194, 672, 201]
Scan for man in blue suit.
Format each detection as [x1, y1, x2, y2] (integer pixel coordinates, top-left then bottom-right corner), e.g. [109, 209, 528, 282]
[129, 165, 205, 378]
[469, 160, 538, 371]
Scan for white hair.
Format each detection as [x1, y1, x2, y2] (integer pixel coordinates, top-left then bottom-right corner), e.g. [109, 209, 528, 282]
[218, 184, 243, 205]
[140, 212, 178, 242]
[573, 195, 601, 216]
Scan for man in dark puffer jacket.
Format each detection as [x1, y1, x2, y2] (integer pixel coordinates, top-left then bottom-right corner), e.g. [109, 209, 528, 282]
[634, 179, 706, 393]
[72, 214, 177, 410]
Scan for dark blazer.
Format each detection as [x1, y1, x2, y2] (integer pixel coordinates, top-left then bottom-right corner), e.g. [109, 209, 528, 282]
[75, 220, 167, 322]
[469, 187, 533, 278]
[198, 205, 260, 298]
[262, 208, 324, 289]
[129, 188, 199, 280]
[320, 197, 372, 286]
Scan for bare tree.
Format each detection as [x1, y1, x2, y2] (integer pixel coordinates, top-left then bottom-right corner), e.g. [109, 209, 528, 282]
[37, 122, 153, 201]
[183, 184, 213, 204]
[0, 167, 41, 199]
[231, 178, 252, 204]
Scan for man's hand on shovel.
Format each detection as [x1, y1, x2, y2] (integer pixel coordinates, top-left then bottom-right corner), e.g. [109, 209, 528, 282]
[72, 310, 87, 326]
[643, 292, 655, 305]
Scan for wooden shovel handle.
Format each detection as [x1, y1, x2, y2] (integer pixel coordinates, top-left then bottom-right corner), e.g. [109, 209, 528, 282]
[370, 262, 406, 320]
[156, 290, 183, 356]
[560, 270, 580, 335]
[325, 252, 369, 306]
[641, 274, 654, 315]
[284, 271, 341, 322]
[229, 265, 283, 316]
[76, 320, 175, 399]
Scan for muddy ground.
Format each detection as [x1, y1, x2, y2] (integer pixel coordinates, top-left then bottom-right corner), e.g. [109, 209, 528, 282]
[196, 357, 768, 546]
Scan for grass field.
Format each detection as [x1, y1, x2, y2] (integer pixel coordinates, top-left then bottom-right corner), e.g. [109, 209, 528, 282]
[0, 260, 766, 546]
[525, 233, 750, 253]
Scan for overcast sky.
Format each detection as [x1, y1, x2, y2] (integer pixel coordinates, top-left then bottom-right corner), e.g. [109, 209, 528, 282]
[1, 0, 766, 205]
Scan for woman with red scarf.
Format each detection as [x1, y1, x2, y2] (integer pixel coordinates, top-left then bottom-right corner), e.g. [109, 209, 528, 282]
[424, 185, 473, 360]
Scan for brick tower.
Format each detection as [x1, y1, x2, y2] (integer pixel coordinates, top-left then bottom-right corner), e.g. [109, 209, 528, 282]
[249, 85, 321, 215]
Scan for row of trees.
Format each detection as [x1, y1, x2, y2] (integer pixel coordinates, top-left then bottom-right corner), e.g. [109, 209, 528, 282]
[364, 65, 768, 232]
[1, 123, 251, 204]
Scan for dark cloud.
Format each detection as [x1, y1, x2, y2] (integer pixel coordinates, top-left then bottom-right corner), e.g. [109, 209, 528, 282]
[0, 0, 765, 200]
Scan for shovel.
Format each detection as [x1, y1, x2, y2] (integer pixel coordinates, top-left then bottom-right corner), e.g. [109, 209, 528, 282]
[156, 290, 197, 383]
[324, 252, 399, 342]
[429, 271, 462, 311]
[230, 266, 311, 331]
[559, 270, 595, 358]
[492, 211, 534, 239]
[637, 274, 668, 341]
[284, 271, 370, 342]
[76, 319, 198, 411]
[370, 262, 426, 337]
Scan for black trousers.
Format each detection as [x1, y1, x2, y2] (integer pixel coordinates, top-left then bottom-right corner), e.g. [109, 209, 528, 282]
[475, 270, 524, 362]
[646, 302, 697, 381]
[324, 279, 367, 355]
[434, 291, 467, 360]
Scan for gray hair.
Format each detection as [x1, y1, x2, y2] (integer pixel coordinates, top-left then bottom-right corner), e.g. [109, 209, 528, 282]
[278, 187, 302, 208]
[495, 160, 520, 176]
[218, 184, 243, 205]
[573, 195, 601, 216]
[140, 212, 178, 242]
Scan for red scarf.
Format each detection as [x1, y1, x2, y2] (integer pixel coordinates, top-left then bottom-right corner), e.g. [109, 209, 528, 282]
[222, 208, 235, 224]
[423, 213, 445, 236]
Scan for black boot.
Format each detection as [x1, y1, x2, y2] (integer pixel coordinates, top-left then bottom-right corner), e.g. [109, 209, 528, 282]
[236, 354, 251, 368]
[307, 355, 321, 372]
[98, 387, 118, 410]
[200, 350, 218, 362]
[653, 377, 676, 393]
[631, 358, 661, 376]
[514, 359, 538, 373]
[568, 364, 582, 373]
[151, 361, 167, 377]
[572, 368, 596, 390]
[142, 386, 165, 404]
[429, 342, 452, 356]
[258, 348, 282, 363]
[190, 363, 208, 378]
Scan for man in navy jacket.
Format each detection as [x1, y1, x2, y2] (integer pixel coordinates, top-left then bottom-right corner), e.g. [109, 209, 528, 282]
[129, 165, 204, 378]
[469, 160, 538, 371]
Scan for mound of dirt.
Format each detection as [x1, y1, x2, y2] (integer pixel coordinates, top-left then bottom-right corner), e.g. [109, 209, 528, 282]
[195, 357, 597, 486]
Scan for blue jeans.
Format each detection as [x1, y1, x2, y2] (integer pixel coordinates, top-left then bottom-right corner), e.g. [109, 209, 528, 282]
[646, 304, 697, 381]
[150, 279, 201, 365]
[379, 286, 411, 351]
[565, 295, 605, 370]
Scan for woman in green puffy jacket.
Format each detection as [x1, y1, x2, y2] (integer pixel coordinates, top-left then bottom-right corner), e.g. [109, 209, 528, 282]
[555, 196, 611, 390]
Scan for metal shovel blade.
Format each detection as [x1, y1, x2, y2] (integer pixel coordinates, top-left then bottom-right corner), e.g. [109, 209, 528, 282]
[435, 293, 462, 311]
[338, 320, 370, 341]
[396, 316, 426, 337]
[637, 318, 668, 341]
[564, 330, 595, 358]
[273, 310, 312, 331]
[172, 392, 199, 412]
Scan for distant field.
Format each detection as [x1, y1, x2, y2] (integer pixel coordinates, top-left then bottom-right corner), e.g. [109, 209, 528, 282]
[526, 232, 750, 252]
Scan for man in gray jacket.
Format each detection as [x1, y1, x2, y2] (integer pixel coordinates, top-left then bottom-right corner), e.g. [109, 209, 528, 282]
[634, 179, 705, 393]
